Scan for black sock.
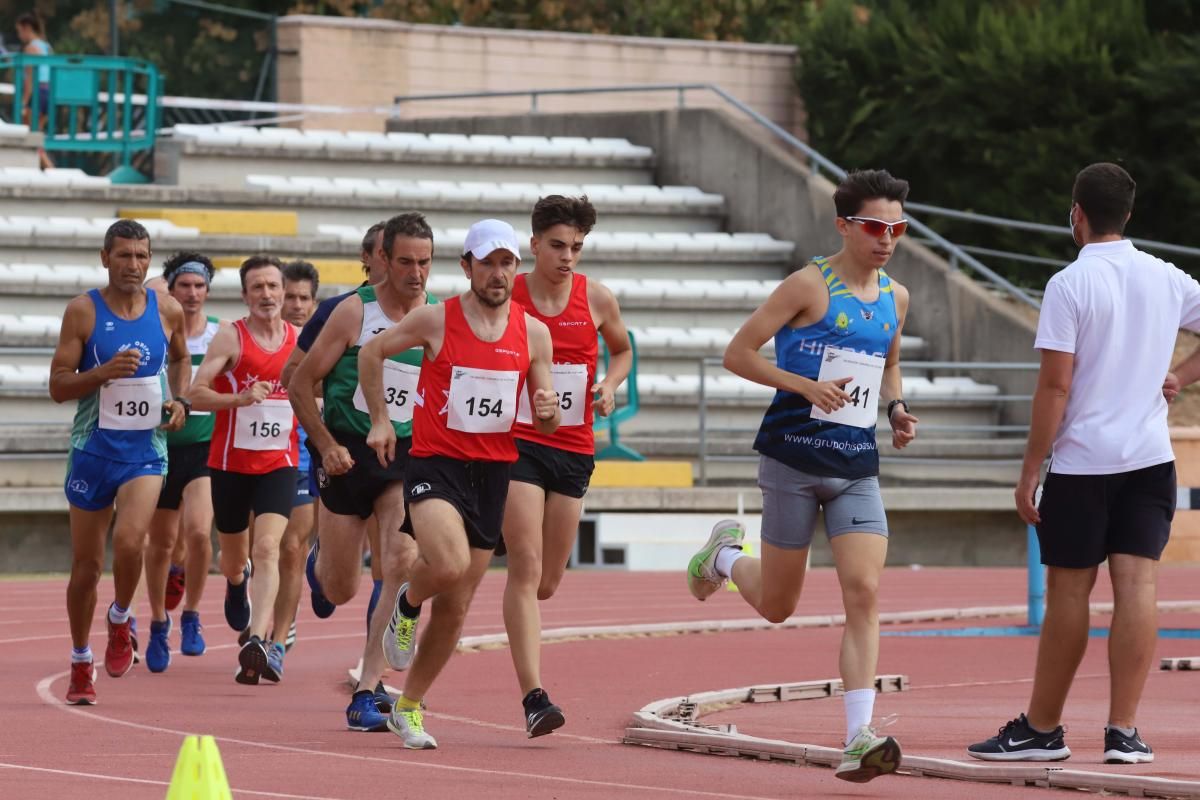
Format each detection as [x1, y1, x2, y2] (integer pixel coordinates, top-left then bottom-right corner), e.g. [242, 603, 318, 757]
[398, 590, 421, 619]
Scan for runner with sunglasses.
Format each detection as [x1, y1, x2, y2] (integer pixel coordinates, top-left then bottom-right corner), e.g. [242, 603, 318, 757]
[685, 168, 919, 783]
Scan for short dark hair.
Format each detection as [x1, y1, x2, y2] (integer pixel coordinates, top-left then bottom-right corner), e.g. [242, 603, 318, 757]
[381, 212, 435, 258]
[282, 259, 319, 295]
[833, 169, 910, 218]
[359, 221, 385, 275]
[162, 251, 215, 287]
[531, 195, 597, 236]
[16, 12, 45, 37]
[104, 219, 151, 253]
[1072, 163, 1135, 236]
[238, 254, 283, 290]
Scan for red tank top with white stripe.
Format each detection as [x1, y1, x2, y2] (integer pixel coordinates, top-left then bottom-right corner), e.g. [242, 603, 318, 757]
[511, 273, 597, 455]
[208, 319, 299, 474]
[410, 296, 530, 463]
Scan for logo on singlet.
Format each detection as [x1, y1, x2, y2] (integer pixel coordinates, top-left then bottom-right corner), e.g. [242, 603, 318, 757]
[860, 309, 874, 321]
[371, 327, 387, 335]
[558, 321, 588, 327]
[118, 341, 152, 367]
[68, 479, 89, 493]
[495, 348, 520, 357]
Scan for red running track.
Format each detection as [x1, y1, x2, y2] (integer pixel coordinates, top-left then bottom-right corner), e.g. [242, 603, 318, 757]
[1, 566, 1198, 799]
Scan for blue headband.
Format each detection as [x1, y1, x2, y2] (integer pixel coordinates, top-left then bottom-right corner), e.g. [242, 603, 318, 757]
[168, 261, 210, 289]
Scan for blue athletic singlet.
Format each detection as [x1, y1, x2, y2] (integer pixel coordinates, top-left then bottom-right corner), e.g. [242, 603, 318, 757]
[753, 258, 899, 479]
[70, 288, 170, 464]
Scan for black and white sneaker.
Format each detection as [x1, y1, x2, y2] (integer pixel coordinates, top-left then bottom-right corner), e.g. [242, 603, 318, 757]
[1104, 727, 1154, 764]
[523, 688, 565, 738]
[967, 714, 1071, 761]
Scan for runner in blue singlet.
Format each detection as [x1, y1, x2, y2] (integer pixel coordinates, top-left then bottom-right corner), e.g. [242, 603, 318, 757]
[686, 170, 920, 783]
[50, 220, 190, 705]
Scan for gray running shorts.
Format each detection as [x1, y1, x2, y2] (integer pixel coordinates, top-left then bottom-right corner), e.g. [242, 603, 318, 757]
[758, 455, 889, 550]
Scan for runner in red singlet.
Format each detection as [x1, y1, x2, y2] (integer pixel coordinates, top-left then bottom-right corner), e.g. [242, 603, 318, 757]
[188, 255, 300, 685]
[501, 195, 632, 736]
[358, 218, 560, 750]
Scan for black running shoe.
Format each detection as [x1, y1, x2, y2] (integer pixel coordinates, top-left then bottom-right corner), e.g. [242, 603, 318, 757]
[236, 635, 267, 685]
[373, 681, 394, 714]
[1104, 727, 1154, 764]
[224, 561, 252, 632]
[967, 714, 1070, 761]
[523, 688, 565, 738]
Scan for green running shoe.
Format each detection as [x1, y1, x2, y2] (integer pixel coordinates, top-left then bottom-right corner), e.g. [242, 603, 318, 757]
[835, 725, 901, 783]
[686, 519, 745, 601]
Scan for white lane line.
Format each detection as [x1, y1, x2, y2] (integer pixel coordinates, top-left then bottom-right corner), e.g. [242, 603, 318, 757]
[0, 761, 353, 799]
[34, 672, 788, 800]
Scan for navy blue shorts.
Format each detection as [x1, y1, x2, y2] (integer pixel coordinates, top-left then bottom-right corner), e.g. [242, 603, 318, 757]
[66, 448, 166, 512]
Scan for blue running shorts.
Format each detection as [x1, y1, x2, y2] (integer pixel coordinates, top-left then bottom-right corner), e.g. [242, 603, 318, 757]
[65, 448, 166, 512]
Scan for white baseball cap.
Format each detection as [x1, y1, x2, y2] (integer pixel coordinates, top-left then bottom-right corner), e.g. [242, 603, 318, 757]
[463, 218, 521, 261]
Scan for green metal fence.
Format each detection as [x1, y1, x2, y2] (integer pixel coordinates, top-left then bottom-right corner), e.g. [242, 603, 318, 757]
[3, 53, 161, 183]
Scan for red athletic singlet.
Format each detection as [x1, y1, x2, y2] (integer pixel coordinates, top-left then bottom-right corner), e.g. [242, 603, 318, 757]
[511, 273, 597, 455]
[208, 319, 299, 474]
[410, 296, 530, 463]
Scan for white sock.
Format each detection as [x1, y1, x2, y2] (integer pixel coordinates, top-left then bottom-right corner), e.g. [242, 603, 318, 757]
[108, 603, 130, 625]
[1107, 723, 1136, 738]
[843, 688, 876, 745]
[71, 646, 93, 664]
[713, 546, 745, 578]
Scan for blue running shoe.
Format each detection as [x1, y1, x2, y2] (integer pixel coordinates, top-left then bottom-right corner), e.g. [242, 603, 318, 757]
[346, 689, 389, 732]
[306, 541, 336, 619]
[146, 616, 171, 673]
[263, 642, 285, 683]
[224, 561, 252, 632]
[180, 610, 205, 656]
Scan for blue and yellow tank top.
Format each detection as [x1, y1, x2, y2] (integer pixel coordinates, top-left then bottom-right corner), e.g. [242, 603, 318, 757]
[71, 288, 170, 464]
[753, 257, 899, 479]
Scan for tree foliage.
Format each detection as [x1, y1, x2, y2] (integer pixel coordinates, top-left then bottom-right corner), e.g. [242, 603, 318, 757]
[794, 0, 1200, 279]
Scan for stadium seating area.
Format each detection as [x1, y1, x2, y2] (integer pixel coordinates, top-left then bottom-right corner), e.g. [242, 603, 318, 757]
[0, 123, 1018, 493]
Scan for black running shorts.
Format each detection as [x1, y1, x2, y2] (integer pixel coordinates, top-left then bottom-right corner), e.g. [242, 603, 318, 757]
[400, 456, 511, 550]
[315, 429, 410, 520]
[509, 438, 595, 499]
[157, 441, 211, 511]
[211, 466, 297, 534]
[1036, 461, 1175, 568]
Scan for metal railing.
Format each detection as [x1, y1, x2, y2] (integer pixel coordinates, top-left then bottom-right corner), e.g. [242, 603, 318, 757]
[3, 54, 160, 183]
[696, 356, 1040, 485]
[388, 82, 1042, 309]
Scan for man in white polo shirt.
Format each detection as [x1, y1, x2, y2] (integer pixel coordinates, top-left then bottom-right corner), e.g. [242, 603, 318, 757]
[968, 163, 1200, 765]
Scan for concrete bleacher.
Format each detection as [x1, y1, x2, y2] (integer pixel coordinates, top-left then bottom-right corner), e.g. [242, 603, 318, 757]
[0, 121, 1018, 497]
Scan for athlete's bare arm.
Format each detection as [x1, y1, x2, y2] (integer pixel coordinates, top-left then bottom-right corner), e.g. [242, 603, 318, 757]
[723, 266, 852, 414]
[587, 279, 632, 417]
[49, 294, 141, 403]
[881, 282, 917, 449]
[360, 303, 444, 466]
[525, 316, 562, 435]
[289, 296, 363, 476]
[158, 294, 191, 431]
[187, 323, 269, 411]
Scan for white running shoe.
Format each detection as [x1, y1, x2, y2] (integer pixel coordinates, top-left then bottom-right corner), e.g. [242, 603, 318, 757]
[387, 704, 437, 750]
[382, 583, 419, 670]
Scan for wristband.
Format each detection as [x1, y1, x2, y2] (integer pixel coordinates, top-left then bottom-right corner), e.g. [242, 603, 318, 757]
[887, 399, 909, 420]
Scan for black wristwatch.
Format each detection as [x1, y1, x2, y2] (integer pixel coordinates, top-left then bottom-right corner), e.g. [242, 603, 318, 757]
[175, 396, 192, 420]
[887, 399, 909, 420]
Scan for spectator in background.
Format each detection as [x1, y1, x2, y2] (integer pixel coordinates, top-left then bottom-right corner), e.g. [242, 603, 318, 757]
[15, 11, 53, 169]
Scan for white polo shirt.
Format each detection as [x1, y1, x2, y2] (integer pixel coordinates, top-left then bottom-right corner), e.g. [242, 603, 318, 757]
[1035, 239, 1200, 474]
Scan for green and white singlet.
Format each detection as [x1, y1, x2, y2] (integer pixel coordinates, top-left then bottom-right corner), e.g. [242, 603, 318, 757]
[322, 286, 436, 438]
[167, 315, 220, 446]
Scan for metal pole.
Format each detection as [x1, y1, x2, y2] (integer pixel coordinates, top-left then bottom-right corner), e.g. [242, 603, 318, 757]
[110, 0, 120, 56]
[1027, 523, 1044, 627]
[698, 359, 708, 486]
